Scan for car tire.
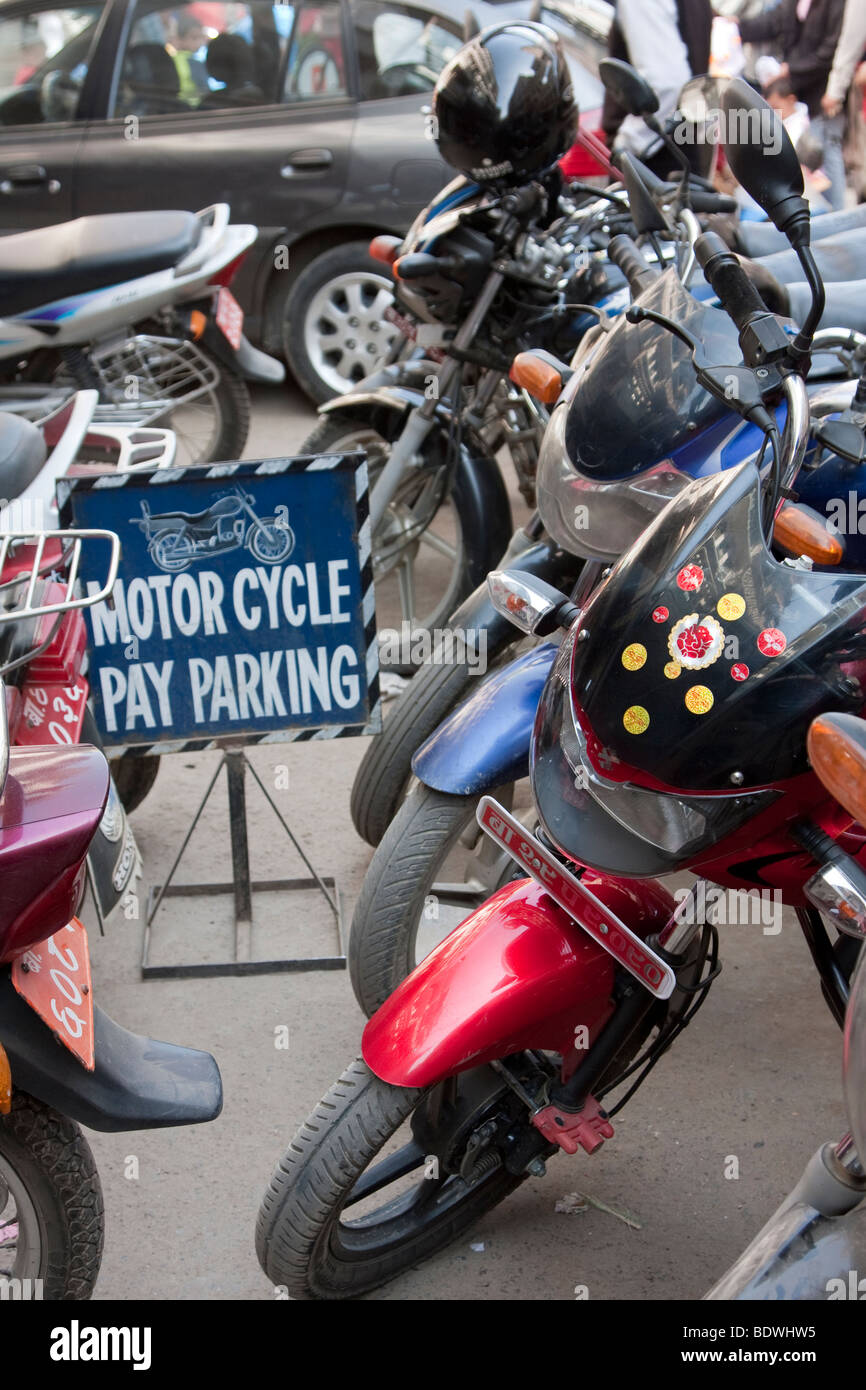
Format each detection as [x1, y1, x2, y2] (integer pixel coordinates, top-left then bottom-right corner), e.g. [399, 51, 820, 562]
[283, 242, 399, 403]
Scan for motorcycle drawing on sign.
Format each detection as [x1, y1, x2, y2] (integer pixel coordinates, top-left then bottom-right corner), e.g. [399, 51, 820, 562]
[134, 486, 295, 573]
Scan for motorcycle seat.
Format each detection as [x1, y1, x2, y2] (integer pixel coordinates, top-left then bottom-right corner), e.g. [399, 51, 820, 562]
[787, 277, 866, 333]
[735, 204, 866, 259]
[149, 498, 240, 526]
[0, 413, 47, 502]
[0, 211, 202, 319]
[756, 227, 866, 287]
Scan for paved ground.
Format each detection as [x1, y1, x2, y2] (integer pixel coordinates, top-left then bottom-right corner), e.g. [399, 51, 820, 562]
[84, 384, 846, 1301]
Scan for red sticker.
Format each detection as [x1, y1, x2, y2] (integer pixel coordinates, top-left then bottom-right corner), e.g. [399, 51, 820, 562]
[652, 606, 669, 623]
[677, 564, 704, 592]
[731, 662, 749, 682]
[757, 628, 787, 657]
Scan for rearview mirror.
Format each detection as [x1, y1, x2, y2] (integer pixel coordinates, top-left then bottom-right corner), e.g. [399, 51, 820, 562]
[677, 74, 724, 125]
[599, 59, 659, 119]
[721, 77, 807, 237]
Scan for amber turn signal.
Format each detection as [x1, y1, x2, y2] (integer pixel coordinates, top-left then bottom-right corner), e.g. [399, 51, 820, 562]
[773, 503, 844, 566]
[509, 352, 563, 405]
[369, 235, 401, 266]
[0, 1041, 10, 1115]
[189, 309, 207, 341]
[808, 713, 866, 825]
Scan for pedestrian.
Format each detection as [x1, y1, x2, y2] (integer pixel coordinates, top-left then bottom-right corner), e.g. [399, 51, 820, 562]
[601, 0, 713, 173]
[821, 0, 866, 200]
[737, 0, 848, 209]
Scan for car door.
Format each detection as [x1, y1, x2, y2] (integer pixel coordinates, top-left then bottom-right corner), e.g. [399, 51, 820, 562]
[0, 0, 109, 229]
[344, 0, 461, 218]
[74, 0, 356, 236]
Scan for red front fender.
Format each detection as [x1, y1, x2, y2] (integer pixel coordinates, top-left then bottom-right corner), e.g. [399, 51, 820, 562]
[362, 875, 676, 1089]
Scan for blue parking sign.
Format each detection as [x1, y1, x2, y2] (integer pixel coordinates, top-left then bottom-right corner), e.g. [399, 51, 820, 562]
[58, 454, 380, 753]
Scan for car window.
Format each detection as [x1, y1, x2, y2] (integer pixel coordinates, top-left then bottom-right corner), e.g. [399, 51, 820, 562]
[351, 0, 461, 101]
[116, 0, 295, 117]
[0, 5, 103, 127]
[282, 2, 348, 101]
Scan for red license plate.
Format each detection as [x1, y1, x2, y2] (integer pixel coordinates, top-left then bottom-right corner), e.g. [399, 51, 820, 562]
[384, 302, 417, 340]
[215, 287, 244, 350]
[14, 681, 88, 747]
[12, 919, 95, 1070]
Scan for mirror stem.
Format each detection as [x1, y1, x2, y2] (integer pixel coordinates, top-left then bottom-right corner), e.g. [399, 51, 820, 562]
[644, 115, 691, 210]
[791, 244, 824, 361]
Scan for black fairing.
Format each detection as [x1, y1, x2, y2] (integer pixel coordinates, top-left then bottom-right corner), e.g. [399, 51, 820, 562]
[563, 270, 743, 481]
[571, 462, 866, 791]
[433, 22, 577, 184]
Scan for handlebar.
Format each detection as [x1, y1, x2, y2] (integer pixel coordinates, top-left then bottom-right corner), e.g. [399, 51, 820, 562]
[607, 234, 659, 298]
[695, 231, 790, 367]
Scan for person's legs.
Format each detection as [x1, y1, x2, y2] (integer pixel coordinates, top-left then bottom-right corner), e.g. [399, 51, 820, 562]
[811, 112, 848, 210]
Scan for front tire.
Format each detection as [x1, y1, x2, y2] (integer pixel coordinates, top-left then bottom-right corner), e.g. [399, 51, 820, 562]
[349, 783, 513, 1016]
[256, 1058, 522, 1300]
[0, 1091, 104, 1299]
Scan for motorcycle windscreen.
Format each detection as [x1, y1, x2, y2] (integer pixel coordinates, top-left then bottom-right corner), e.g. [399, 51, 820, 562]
[566, 460, 866, 793]
[562, 269, 743, 481]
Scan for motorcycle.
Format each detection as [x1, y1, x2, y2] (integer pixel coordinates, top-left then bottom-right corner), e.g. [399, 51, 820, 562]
[0, 558, 222, 1299]
[707, 711, 866, 1301]
[255, 81, 866, 1299]
[134, 485, 294, 574]
[0, 202, 284, 468]
[0, 391, 176, 818]
[346, 52, 866, 846]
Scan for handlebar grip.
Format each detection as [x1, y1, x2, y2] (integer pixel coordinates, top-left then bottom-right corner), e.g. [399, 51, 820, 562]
[689, 189, 738, 215]
[695, 231, 790, 366]
[607, 234, 658, 298]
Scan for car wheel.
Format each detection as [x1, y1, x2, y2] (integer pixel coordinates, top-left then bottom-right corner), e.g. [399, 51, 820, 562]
[283, 241, 400, 403]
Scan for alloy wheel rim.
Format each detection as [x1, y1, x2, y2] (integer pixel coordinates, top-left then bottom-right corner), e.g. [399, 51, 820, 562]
[303, 272, 399, 395]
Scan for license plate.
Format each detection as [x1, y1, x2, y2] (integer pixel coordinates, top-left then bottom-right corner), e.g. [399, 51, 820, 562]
[215, 287, 244, 350]
[476, 797, 676, 999]
[384, 302, 416, 340]
[14, 681, 88, 748]
[12, 919, 95, 1070]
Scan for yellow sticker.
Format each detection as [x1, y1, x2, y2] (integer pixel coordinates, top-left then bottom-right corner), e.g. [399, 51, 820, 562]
[685, 684, 714, 715]
[623, 705, 650, 734]
[664, 661, 682, 679]
[717, 592, 745, 621]
[621, 642, 647, 671]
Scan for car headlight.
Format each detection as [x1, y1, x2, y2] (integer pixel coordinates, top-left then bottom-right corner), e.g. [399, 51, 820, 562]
[536, 403, 690, 562]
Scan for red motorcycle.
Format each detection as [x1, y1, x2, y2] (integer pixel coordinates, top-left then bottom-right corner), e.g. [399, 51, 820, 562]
[254, 81, 866, 1300]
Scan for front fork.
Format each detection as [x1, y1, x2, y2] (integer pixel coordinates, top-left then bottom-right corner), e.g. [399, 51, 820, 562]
[499, 885, 706, 1174]
[368, 270, 505, 531]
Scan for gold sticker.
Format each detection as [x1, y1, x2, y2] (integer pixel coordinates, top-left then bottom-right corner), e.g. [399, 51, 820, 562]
[717, 592, 745, 621]
[623, 705, 650, 734]
[685, 685, 714, 715]
[621, 642, 647, 671]
[664, 661, 682, 679]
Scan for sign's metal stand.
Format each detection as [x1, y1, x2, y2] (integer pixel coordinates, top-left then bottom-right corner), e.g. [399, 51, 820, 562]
[142, 749, 344, 979]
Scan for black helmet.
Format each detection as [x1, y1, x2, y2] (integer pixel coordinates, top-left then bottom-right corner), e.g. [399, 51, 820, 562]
[432, 21, 578, 186]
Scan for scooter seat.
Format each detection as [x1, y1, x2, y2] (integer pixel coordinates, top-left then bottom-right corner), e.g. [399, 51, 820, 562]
[0, 413, 46, 501]
[735, 204, 866, 258]
[757, 227, 866, 286]
[0, 211, 201, 318]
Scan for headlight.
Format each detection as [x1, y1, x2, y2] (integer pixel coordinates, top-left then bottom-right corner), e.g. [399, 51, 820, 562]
[536, 404, 690, 562]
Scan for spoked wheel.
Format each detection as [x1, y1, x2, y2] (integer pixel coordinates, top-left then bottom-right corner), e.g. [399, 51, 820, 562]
[301, 412, 477, 641]
[150, 530, 194, 572]
[0, 1091, 104, 1299]
[349, 780, 530, 1016]
[256, 1058, 526, 1300]
[247, 520, 295, 563]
